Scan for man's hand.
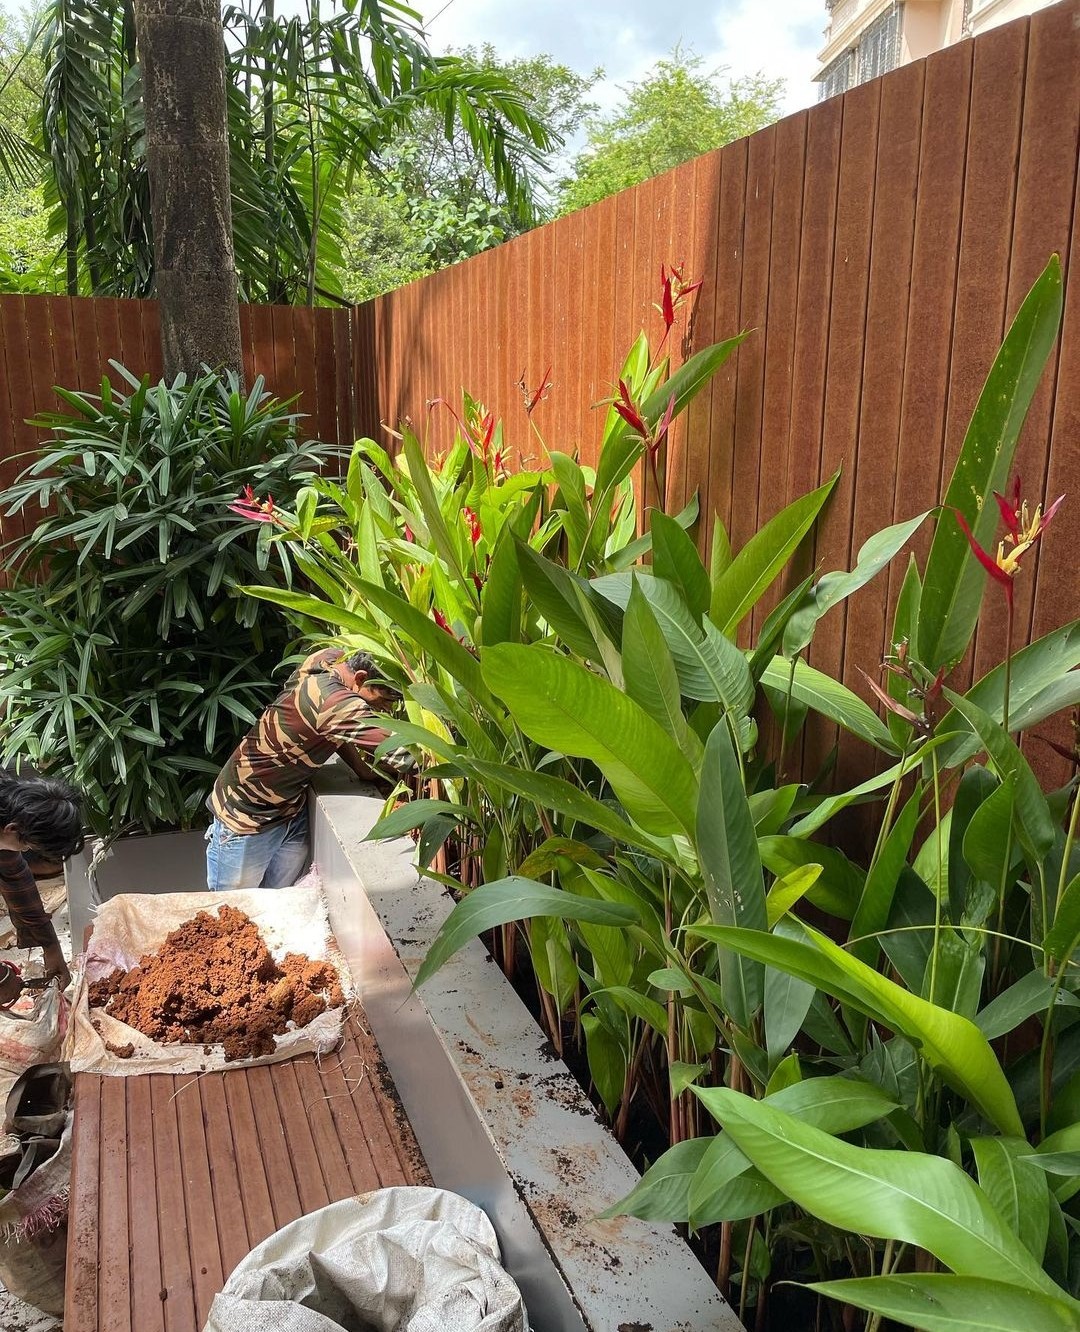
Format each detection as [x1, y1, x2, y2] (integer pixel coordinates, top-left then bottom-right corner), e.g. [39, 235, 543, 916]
[41, 941, 71, 991]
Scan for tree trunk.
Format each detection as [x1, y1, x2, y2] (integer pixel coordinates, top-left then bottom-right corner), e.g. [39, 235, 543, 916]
[133, 0, 243, 382]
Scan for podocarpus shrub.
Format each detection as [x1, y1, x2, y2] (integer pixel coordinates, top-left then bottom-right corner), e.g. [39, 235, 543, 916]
[0, 367, 337, 839]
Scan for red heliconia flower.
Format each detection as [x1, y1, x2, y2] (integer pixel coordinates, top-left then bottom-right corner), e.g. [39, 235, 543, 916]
[462, 506, 482, 546]
[404, 523, 415, 544]
[228, 485, 280, 523]
[432, 608, 453, 635]
[613, 379, 647, 436]
[521, 365, 554, 416]
[953, 475, 1065, 609]
[472, 572, 485, 596]
[656, 263, 704, 348]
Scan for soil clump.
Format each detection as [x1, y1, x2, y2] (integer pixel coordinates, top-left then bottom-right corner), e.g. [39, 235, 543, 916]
[88, 905, 344, 1060]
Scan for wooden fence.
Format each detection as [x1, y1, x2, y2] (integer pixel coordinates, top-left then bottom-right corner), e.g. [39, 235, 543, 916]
[0, 3, 1077, 805]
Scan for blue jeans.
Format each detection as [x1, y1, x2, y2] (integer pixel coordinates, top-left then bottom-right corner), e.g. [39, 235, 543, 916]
[205, 806, 311, 891]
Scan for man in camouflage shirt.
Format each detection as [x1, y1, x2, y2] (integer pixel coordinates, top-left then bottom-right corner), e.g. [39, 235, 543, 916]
[206, 648, 400, 891]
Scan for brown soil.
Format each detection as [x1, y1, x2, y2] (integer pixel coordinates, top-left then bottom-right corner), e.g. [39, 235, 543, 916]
[88, 905, 344, 1061]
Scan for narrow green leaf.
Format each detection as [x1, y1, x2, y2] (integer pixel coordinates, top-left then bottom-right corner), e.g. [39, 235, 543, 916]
[971, 1136, 1050, 1262]
[650, 510, 711, 619]
[810, 1275, 1080, 1332]
[759, 655, 897, 752]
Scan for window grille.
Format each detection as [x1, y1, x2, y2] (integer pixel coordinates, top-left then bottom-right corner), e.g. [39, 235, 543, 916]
[817, 47, 857, 101]
[858, 3, 903, 83]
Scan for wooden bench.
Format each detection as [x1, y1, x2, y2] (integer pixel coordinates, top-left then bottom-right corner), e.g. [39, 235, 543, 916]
[64, 1011, 430, 1332]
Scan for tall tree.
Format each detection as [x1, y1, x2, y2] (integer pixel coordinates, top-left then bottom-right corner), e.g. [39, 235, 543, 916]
[133, 0, 242, 379]
[559, 47, 783, 215]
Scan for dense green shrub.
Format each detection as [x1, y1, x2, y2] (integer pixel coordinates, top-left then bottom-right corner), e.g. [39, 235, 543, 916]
[0, 368, 336, 838]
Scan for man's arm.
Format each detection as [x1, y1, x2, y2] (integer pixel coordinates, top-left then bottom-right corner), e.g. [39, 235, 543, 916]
[0, 851, 70, 987]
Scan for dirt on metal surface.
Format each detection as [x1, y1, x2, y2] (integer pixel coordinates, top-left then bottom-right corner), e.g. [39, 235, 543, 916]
[88, 905, 344, 1060]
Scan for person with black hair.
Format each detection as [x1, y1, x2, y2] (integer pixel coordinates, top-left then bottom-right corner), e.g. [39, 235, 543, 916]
[0, 770, 84, 992]
[206, 647, 406, 891]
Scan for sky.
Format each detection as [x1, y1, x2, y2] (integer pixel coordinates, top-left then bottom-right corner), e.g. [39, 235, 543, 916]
[420, 0, 827, 119]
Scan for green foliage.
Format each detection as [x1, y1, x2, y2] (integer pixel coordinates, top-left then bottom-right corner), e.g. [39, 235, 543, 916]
[0, 369, 335, 837]
[239, 258, 1080, 1330]
[558, 47, 782, 214]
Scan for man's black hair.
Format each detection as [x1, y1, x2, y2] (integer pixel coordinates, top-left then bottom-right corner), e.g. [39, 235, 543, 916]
[0, 769, 85, 861]
[346, 652, 402, 698]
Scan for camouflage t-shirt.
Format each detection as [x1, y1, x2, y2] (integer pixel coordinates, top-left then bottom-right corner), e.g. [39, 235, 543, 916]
[210, 648, 391, 834]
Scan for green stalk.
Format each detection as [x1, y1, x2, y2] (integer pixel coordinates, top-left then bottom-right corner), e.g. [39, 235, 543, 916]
[865, 1239, 896, 1332]
[927, 750, 944, 1005]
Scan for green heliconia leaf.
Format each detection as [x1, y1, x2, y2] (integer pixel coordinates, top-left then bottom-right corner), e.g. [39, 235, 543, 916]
[692, 922, 1024, 1135]
[622, 579, 698, 759]
[363, 798, 475, 841]
[479, 526, 523, 647]
[809, 1275, 1080, 1332]
[601, 1137, 712, 1221]
[759, 655, 897, 752]
[696, 723, 766, 1027]
[530, 915, 578, 1010]
[888, 555, 923, 747]
[549, 451, 590, 568]
[710, 472, 838, 638]
[949, 766, 999, 923]
[454, 757, 661, 855]
[962, 774, 1017, 886]
[977, 973, 1080, 1040]
[414, 877, 637, 989]
[650, 510, 711, 619]
[1043, 874, 1080, 963]
[403, 430, 472, 595]
[850, 784, 922, 966]
[593, 572, 754, 712]
[971, 1135, 1050, 1262]
[782, 511, 931, 659]
[943, 692, 1056, 862]
[581, 1013, 626, 1118]
[918, 255, 1063, 671]
[707, 1089, 1065, 1298]
[482, 644, 698, 838]
[758, 835, 864, 920]
[515, 541, 608, 661]
[764, 965, 815, 1062]
[1021, 1153, 1080, 1177]
[765, 864, 822, 927]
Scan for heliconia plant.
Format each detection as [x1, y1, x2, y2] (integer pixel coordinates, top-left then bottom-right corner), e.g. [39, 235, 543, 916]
[239, 256, 1080, 1331]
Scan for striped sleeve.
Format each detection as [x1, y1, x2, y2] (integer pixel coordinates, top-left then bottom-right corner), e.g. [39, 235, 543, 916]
[318, 690, 393, 752]
[0, 851, 60, 951]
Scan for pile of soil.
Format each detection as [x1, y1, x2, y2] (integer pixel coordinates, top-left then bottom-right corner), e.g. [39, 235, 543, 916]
[88, 904, 345, 1061]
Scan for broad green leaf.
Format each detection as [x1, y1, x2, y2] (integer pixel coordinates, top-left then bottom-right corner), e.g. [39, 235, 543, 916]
[759, 655, 897, 752]
[944, 693, 1056, 861]
[479, 527, 523, 647]
[758, 834, 864, 920]
[549, 452, 590, 567]
[363, 799, 473, 841]
[1044, 874, 1080, 963]
[710, 473, 838, 637]
[962, 775, 1017, 888]
[693, 923, 1023, 1135]
[919, 256, 1063, 670]
[602, 1137, 711, 1221]
[971, 1135, 1050, 1262]
[530, 915, 578, 1010]
[650, 511, 711, 618]
[455, 757, 661, 855]
[810, 1275, 1080, 1332]
[708, 1089, 1063, 1297]
[950, 766, 999, 923]
[764, 965, 815, 1062]
[582, 1013, 626, 1117]
[622, 580, 697, 758]
[515, 542, 607, 660]
[975, 973, 1074, 1041]
[482, 644, 698, 838]
[593, 572, 754, 711]
[765, 864, 822, 927]
[403, 430, 471, 594]
[696, 723, 766, 1027]
[414, 877, 637, 988]
[782, 511, 930, 658]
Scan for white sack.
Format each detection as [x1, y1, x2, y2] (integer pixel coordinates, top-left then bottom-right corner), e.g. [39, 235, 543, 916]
[203, 1188, 528, 1332]
[64, 884, 349, 1076]
[0, 984, 65, 1106]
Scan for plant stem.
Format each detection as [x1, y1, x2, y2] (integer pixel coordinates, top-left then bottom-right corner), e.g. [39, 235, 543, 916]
[738, 1216, 757, 1326]
[865, 1239, 895, 1332]
[777, 653, 798, 779]
[1002, 593, 1015, 735]
[927, 751, 944, 1005]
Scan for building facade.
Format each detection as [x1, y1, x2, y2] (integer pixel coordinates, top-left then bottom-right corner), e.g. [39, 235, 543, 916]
[816, 0, 1061, 98]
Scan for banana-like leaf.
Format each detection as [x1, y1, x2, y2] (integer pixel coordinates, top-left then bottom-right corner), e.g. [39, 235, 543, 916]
[782, 511, 931, 658]
[759, 655, 897, 752]
[650, 511, 711, 619]
[708, 1089, 1065, 1298]
[810, 1275, 1080, 1332]
[918, 255, 1063, 671]
[943, 692, 1056, 862]
[758, 834, 864, 919]
[710, 473, 838, 637]
[850, 785, 922, 965]
[515, 541, 609, 660]
[765, 864, 822, 927]
[363, 798, 475, 841]
[971, 1135, 1050, 1262]
[601, 1137, 712, 1221]
[696, 723, 766, 1027]
[482, 643, 698, 838]
[414, 877, 638, 988]
[593, 572, 754, 712]
[692, 923, 1023, 1135]
[622, 580, 699, 760]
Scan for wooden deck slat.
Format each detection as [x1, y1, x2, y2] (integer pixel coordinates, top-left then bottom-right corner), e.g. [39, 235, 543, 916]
[68, 1013, 429, 1332]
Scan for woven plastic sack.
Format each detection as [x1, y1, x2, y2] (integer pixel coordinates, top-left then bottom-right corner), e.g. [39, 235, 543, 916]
[0, 1113, 72, 1317]
[203, 1187, 528, 1332]
[0, 984, 65, 1108]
